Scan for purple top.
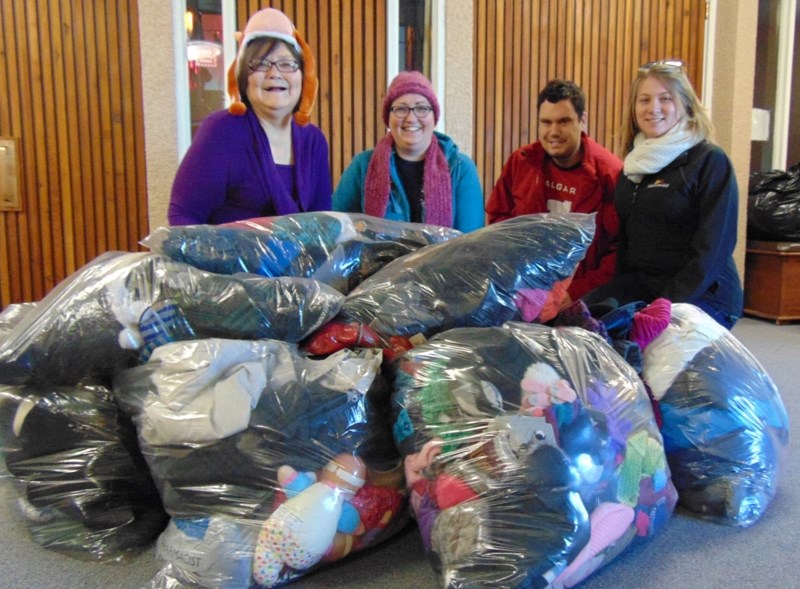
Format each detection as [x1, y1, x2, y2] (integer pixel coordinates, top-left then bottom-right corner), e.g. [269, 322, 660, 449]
[168, 109, 332, 225]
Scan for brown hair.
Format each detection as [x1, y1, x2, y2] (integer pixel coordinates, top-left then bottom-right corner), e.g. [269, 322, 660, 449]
[619, 63, 713, 155]
[236, 39, 304, 110]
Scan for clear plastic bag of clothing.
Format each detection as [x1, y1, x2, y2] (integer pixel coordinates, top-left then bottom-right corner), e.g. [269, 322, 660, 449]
[641, 303, 790, 526]
[340, 213, 596, 339]
[0, 252, 343, 386]
[113, 340, 407, 589]
[142, 212, 462, 294]
[747, 162, 800, 240]
[0, 382, 168, 561]
[391, 321, 677, 589]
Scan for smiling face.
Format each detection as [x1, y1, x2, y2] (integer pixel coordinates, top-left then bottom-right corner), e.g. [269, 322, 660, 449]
[634, 75, 683, 139]
[537, 99, 585, 168]
[245, 41, 302, 122]
[388, 93, 435, 161]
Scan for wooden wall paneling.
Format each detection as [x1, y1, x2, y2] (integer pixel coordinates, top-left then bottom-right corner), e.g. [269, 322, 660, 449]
[542, 1, 553, 84]
[666, 0, 676, 58]
[481, 0, 491, 190]
[74, 0, 99, 264]
[507, 0, 520, 163]
[363, 0, 376, 152]
[329, 1, 343, 182]
[53, 0, 69, 271]
[96, 1, 121, 252]
[38, 0, 64, 287]
[84, 2, 106, 260]
[564, 1, 575, 77]
[342, 1, 354, 172]
[0, 1, 147, 308]
[314, 0, 333, 147]
[626, 0, 642, 144]
[589, 0, 602, 144]
[108, 3, 129, 252]
[351, 0, 364, 164]
[473, 0, 486, 198]
[0, 0, 17, 305]
[123, 2, 148, 249]
[491, 1, 503, 190]
[605, 0, 618, 146]
[57, 0, 81, 272]
[519, 0, 532, 148]
[529, 0, 542, 147]
[20, 2, 49, 292]
[618, 1, 633, 143]
[572, 0, 583, 89]
[376, 0, 386, 144]
[597, 0, 610, 144]
[500, 0, 512, 166]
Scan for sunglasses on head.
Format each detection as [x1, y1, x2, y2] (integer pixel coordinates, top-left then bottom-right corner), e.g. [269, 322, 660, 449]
[639, 59, 685, 72]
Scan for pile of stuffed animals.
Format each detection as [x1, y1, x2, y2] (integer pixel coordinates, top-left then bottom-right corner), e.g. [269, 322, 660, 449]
[0, 211, 789, 588]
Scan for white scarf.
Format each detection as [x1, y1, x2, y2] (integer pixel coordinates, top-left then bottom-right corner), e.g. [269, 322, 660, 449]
[623, 120, 702, 183]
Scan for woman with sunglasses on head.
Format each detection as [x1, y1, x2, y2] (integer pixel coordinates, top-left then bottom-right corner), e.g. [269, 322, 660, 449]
[583, 61, 743, 328]
[168, 8, 332, 225]
[332, 71, 484, 232]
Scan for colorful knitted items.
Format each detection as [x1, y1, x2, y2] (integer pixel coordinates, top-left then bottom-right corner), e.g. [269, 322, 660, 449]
[391, 321, 677, 587]
[629, 297, 672, 350]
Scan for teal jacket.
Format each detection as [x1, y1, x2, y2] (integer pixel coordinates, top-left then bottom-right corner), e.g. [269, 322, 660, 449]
[332, 132, 485, 232]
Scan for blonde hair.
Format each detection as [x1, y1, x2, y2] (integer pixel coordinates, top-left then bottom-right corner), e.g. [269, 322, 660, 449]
[619, 63, 713, 155]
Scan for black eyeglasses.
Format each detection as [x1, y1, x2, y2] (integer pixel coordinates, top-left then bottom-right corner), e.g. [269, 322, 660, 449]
[639, 59, 685, 72]
[249, 58, 300, 73]
[390, 105, 433, 118]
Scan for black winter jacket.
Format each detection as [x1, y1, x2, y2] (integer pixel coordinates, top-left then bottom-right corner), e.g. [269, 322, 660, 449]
[613, 140, 743, 321]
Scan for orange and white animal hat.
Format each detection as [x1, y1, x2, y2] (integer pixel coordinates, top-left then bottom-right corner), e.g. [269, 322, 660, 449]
[226, 7, 317, 125]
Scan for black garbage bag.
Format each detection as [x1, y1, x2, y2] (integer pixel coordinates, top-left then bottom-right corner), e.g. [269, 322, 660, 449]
[747, 163, 800, 241]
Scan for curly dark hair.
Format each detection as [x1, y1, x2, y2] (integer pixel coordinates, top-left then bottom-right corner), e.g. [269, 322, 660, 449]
[537, 79, 586, 119]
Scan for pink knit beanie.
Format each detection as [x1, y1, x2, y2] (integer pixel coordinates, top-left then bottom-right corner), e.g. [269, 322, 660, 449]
[382, 71, 440, 126]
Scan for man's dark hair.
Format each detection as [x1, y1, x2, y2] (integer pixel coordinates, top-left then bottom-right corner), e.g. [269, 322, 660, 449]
[537, 80, 586, 119]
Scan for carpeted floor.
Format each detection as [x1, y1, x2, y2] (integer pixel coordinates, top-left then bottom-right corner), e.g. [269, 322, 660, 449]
[0, 316, 796, 589]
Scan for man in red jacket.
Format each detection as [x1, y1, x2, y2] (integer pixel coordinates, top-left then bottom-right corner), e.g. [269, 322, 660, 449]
[486, 79, 622, 305]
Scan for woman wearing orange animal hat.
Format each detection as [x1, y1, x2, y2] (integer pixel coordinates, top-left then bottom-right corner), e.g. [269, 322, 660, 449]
[169, 8, 332, 225]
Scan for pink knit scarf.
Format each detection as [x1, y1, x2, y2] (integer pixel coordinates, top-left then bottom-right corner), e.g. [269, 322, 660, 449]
[363, 134, 453, 227]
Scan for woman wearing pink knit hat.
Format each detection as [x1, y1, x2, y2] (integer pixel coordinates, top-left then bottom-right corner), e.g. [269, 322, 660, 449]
[332, 71, 484, 231]
[169, 8, 332, 225]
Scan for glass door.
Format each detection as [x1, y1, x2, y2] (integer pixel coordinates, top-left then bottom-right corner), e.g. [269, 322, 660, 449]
[752, 0, 798, 172]
[175, 0, 236, 157]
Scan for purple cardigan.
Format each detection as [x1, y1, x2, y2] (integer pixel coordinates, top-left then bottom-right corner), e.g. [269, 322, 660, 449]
[168, 109, 332, 225]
